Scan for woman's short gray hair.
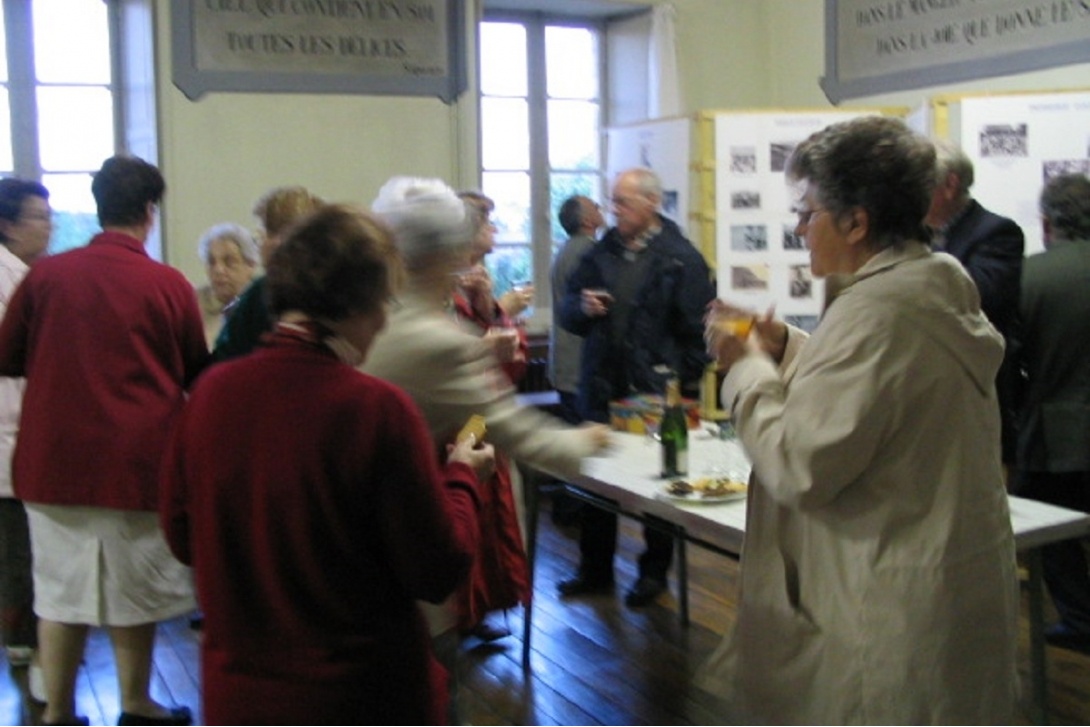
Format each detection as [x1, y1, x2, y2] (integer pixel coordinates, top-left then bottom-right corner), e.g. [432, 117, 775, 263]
[197, 222, 259, 266]
[371, 176, 473, 268]
[787, 116, 935, 251]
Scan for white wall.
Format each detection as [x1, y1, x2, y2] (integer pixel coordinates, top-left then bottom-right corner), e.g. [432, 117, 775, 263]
[154, 0, 1090, 284]
[154, 0, 480, 283]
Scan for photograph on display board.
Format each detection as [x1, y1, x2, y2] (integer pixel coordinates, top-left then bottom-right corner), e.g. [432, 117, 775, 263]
[731, 191, 761, 210]
[770, 142, 797, 172]
[789, 265, 813, 299]
[731, 263, 769, 291]
[1043, 158, 1089, 183]
[785, 314, 819, 334]
[979, 124, 1028, 158]
[730, 146, 757, 174]
[783, 223, 805, 250]
[731, 224, 768, 252]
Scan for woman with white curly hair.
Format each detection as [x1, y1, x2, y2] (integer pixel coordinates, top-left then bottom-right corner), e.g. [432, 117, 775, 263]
[364, 176, 610, 710]
[195, 222, 258, 345]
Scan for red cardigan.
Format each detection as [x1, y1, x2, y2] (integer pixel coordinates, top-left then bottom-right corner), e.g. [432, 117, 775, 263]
[0, 231, 208, 510]
[160, 332, 481, 725]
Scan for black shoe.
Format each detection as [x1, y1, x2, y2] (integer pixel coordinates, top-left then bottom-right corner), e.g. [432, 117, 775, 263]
[462, 620, 511, 642]
[550, 492, 583, 527]
[1045, 622, 1090, 654]
[624, 576, 667, 608]
[557, 573, 614, 597]
[117, 707, 193, 726]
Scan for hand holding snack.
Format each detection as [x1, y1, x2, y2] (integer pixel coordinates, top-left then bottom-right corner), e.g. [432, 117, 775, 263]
[450, 415, 495, 481]
[456, 414, 487, 446]
[498, 283, 534, 317]
[449, 438, 495, 483]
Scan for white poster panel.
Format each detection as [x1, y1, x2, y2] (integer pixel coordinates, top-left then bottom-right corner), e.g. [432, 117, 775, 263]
[955, 91, 1090, 256]
[714, 110, 883, 331]
[606, 117, 692, 238]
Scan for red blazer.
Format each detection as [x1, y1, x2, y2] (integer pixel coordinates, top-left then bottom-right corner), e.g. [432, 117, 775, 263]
[0, 231, 208, 510]
[160, 331, 481, 725]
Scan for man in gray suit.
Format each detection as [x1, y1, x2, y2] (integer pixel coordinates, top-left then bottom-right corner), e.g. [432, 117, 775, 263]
[1014, 173, 1090, 654]
[547, 195, 603, 526]
[549, 195, 604, 423]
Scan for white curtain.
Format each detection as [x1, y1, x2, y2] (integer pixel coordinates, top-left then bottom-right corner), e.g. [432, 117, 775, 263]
[648, 3, 682, 118]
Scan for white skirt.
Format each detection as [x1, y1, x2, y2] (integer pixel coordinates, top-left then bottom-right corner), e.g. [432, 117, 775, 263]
[26, 504, 195, 627]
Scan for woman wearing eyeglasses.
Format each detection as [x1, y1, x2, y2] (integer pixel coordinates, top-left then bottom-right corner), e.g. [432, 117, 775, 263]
[0, 177, 52, 700]
[702, 116, 1019, 724]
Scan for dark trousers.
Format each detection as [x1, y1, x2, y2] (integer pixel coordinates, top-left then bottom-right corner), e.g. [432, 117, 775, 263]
[1014, 470, 1090, 634]
[577, 504, 674, 583]
[0, 498, 36, 647]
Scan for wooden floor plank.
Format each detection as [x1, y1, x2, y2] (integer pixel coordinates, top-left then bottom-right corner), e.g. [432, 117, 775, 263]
[1, 493, 1087, 725]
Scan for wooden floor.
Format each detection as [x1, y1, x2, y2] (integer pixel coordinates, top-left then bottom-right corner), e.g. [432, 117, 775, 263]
[2, 493, 1089, 725]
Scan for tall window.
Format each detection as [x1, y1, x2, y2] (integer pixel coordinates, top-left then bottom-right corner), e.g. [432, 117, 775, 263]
[1, 0, 116, 255]
[479, 14, 604, 304]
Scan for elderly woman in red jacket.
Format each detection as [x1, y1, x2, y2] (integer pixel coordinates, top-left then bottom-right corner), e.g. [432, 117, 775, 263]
[160, 204, 494, 725]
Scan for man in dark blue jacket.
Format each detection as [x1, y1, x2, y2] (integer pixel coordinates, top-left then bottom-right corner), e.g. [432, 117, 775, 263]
[557, 167, 714, 607]
[926, 140, 1024, 468]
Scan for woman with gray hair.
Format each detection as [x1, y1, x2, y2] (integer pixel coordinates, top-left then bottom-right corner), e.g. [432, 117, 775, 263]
[701, 116, 1019, 723]
[195, 222, 258, 345]
[364, 176, 609, 707]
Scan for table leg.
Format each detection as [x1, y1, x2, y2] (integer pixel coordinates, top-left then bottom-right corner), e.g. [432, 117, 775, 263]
[1026, 547, 1049, 725]
[521, 467, 540, 672]
[676, 527, 689, 627]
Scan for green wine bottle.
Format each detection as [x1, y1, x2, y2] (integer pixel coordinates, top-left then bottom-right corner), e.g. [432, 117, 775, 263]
[660, 374, 688, 478]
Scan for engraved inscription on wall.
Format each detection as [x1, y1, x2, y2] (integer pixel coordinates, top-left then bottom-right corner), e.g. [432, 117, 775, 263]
[194, 1, 449, 78]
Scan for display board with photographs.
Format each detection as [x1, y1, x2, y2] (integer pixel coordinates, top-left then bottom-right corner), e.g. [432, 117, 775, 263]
[946, 90, 1090, 256]
[713, 109, 890, 332]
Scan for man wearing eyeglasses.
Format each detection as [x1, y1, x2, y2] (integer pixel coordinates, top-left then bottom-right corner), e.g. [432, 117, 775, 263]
[557, 167, 714, 608]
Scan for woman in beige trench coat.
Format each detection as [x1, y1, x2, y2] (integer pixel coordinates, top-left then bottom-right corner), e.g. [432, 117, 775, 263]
[702, 117, 1020, 725]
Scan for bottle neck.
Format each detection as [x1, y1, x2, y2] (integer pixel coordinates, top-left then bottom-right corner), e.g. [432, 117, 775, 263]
[665, 378, 681, 407]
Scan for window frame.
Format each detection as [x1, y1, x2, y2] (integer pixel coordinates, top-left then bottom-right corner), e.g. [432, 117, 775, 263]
[478, 9, 607, 319]
[1, 0, 159, 259]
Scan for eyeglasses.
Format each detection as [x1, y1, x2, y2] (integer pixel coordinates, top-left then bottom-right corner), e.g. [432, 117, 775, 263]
[20, 211, 53, 223]
[610, 195, 649, 210]
[794, 206, 828, 227]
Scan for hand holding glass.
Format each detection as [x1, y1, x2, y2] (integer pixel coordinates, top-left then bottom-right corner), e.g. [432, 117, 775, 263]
[714, 314, 756, 339]
[486, 326, 520, 363]
[582, 288, 613, 317]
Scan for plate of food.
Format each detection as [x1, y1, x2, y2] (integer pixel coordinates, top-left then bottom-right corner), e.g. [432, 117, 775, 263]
[659, 476, 747, 504]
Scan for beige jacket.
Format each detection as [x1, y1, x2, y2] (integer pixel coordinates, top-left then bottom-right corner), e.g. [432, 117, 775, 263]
[364, 290, 595, 482]
[700, 243, 1019, 724]
[364, 290, 597, 636]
